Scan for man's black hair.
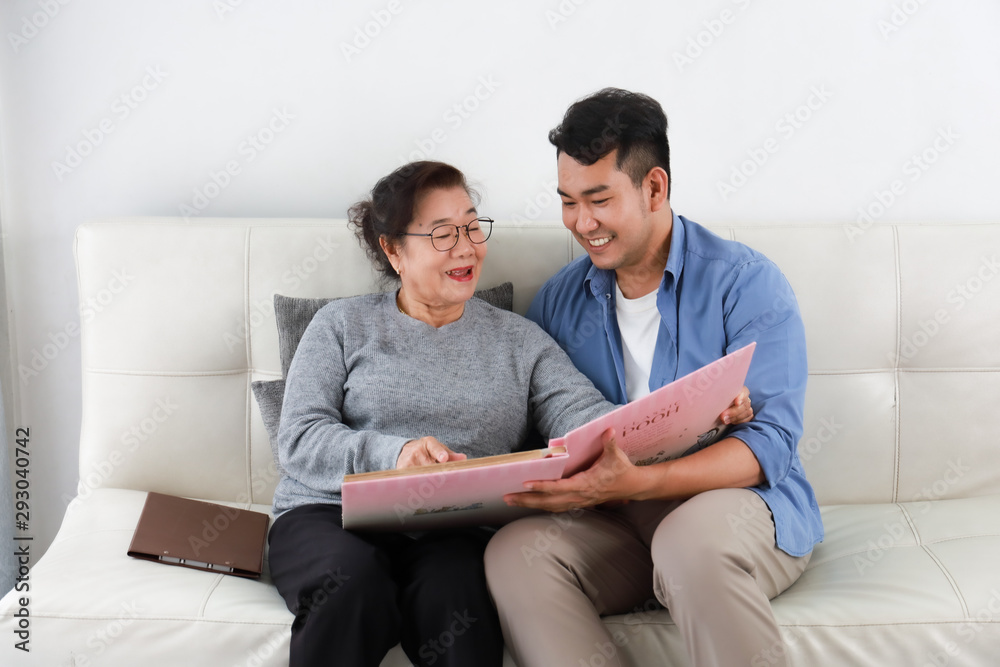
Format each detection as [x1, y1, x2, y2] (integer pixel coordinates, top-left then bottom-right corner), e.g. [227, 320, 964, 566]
[549, 87, 671, 196]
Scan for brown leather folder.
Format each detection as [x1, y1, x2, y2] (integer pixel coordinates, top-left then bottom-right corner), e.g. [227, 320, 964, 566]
[127, 492, 270, 579]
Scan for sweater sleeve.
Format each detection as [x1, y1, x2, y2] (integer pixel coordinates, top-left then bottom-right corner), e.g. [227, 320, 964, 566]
[276, 307, 409, 493]
[523, 321, 618, 440]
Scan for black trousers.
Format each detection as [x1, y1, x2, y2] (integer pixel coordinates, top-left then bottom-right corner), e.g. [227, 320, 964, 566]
[268, 504, 504, 667]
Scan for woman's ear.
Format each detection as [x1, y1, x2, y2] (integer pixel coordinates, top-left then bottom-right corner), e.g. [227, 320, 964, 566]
[379, 235, 401, 275]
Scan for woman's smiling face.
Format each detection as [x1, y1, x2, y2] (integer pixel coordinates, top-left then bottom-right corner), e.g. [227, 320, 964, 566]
[388, 186, 488, 318]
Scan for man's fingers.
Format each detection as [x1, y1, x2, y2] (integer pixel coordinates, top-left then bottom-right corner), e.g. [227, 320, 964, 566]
[722, 387, 753, 424]
[601, 427, 617, 452]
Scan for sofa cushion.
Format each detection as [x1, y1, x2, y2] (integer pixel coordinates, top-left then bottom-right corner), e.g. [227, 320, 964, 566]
[252, 283, 515, 463]
[7, 488, 998, 666]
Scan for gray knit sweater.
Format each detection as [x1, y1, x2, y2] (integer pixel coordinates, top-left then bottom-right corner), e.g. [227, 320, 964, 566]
[272, 292, 616, 517]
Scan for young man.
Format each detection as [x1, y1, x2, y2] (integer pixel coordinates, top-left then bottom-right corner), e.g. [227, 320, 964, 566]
[485, 88, 824, 667]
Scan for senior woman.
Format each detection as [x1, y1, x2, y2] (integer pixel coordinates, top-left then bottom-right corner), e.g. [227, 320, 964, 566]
[267, 161, 752, 667]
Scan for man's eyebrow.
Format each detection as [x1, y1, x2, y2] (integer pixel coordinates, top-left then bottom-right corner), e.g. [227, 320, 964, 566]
[582, 185, 610, 197]
[558, 185, 610, 198]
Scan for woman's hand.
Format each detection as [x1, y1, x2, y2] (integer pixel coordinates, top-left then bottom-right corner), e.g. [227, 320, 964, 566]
[720, 386, 753, 425]
[396, 437, 468, 469]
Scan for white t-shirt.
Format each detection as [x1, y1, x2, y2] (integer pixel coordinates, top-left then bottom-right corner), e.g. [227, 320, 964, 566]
[615, 281, 661, 402]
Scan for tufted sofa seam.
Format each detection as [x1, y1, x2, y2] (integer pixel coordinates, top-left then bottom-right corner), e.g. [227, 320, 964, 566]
[84, 369, 249, 377]
[85, 368, 295, 377]
[891, 226, 902, 504]
[25, 613, 289, 626]
[603, 618, 999, 629]
[806, 528, 1000, 568]
[197, 574, 227, 618]
[47, 527, 133, 546]
[243, 227, 255, 504]
[900, 503, 973, 618]
[83, 367, 1000, 377]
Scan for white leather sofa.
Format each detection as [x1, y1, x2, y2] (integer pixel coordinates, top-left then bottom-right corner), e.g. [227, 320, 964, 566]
[2, 218, 999, 666]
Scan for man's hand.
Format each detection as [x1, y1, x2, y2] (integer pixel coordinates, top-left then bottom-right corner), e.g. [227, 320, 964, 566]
[721, 385, 753, 425]
[504, 428, 649, 512]
[396, 437, 467, 469]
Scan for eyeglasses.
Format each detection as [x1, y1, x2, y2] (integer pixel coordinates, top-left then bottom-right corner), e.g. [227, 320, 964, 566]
[401, 217, 493, 252]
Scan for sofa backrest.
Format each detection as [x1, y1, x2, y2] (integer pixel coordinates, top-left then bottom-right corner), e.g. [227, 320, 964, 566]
[73, 219, 1000, 507]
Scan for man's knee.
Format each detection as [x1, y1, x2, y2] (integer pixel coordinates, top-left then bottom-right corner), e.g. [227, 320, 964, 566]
[487, 512, 588, 577]
[486, 517, 545, 582]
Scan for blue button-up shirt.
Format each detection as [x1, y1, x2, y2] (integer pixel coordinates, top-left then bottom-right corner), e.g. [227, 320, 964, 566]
[527, 213, 823, 557]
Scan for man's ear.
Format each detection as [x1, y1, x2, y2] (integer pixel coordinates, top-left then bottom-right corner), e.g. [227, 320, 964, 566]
[645, 167, 669, 212]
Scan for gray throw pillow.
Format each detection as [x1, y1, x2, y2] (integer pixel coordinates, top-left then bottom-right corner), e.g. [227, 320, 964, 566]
[252, 282, 514, 460]
[251, 378, 286, 471]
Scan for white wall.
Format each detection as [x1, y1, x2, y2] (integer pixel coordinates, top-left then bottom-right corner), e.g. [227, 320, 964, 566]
[1, 0, 998, 557]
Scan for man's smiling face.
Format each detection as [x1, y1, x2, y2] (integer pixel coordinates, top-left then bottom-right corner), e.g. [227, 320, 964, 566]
[556, 150, 663, 275]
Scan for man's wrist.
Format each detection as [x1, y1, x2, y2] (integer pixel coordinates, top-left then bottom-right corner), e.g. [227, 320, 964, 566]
[630, 461, 673, 502]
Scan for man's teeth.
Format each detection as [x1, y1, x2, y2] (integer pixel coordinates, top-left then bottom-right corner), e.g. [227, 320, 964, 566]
[589, 237, 611, 247]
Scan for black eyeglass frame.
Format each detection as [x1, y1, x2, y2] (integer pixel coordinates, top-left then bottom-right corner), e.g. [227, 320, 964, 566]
[400, 217, 494, 252]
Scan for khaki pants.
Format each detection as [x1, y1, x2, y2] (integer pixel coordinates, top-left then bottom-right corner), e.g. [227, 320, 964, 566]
[485, 488, 810, 667]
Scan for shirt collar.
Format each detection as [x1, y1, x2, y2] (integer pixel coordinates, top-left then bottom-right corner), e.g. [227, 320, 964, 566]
[584, 210, 687, 297]
[664, 211, 686, 283]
